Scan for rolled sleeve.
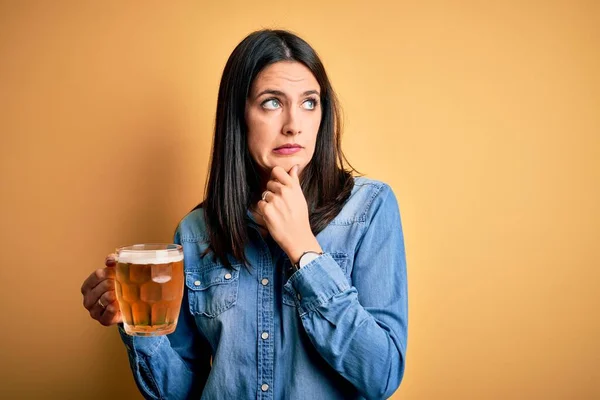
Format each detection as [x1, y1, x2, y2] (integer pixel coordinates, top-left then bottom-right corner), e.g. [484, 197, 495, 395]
[118, 324, 166, 357]
[283, 253, 350, 315]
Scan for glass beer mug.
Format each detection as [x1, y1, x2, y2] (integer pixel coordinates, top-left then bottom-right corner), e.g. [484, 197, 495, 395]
[115, 244, 184, 336]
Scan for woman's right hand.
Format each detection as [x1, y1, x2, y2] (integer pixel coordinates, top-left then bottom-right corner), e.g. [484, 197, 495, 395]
[81, 254, 122, 326]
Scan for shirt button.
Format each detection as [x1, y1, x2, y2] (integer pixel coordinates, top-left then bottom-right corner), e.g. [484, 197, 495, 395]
[297, 293, 302, 300]
[261, 332, 269, 340]
[224, 273, 232, 280]
[193, 280, 201, 286]
[261, 278, 269, 286]
[261, 384, 269, 392]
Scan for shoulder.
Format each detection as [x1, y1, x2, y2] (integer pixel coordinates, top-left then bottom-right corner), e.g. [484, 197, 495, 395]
[176, 207, 209, 242]
[332, 176, 398, 225]
[352, 176, 389, 195]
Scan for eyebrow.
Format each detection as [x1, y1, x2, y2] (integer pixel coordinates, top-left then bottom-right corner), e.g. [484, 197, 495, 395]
[255, 89, 320, 99]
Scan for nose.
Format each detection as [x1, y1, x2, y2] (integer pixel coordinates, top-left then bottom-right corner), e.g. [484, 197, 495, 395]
[281, 107, 301, 136]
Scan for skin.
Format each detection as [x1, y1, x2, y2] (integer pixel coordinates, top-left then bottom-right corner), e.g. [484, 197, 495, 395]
[246, 61, 323, 263]
[245, 60, 322, 185]
[82, 61, 323, 326]
[81, 255, 121, 326]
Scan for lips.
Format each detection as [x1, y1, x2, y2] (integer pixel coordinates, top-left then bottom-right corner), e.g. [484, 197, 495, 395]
[274, 144, 302, 150]
[273, 144, 303, 155]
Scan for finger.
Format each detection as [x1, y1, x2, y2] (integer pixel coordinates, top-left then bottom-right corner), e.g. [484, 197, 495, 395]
[261, 190, 283, 209]
[81, 268, 109, 295]
[266, 180, 286, 195]
[98, 289, 118, 311]
[257, 199, 267, 214]
[88, 289, 118, 321]
[98, 305, 123, 326]
[105, 253, 117, 268]
[270, 166, 294, 187]
[90, 299, 114, 322]
[89, 298, 106, 321]
[255, 200, 265, 217]
[257, 200, 274, 222]
[89, 291, 118, 321]
[98, 301, 122, 326]
[83, 278, 115, 310]
[288, 164, 300, 183]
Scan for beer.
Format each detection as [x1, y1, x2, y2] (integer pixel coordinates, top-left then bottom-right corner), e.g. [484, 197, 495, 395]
[115, 244, 184, 336]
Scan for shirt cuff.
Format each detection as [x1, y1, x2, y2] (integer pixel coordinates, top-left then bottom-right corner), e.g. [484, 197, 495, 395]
[118, 323, 166, 357]
[283, 253, 350, 315]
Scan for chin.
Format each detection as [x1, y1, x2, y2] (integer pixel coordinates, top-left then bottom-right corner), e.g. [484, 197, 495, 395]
[270, 159, 301, 170]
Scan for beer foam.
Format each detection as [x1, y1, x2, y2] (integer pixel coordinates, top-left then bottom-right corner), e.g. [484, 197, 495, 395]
[118, 250, 183, 264]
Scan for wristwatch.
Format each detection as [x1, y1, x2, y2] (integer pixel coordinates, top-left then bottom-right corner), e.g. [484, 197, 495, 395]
[293, 251, 324, 270]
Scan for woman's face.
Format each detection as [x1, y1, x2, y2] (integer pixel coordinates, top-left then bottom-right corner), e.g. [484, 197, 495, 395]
[245, 61, 322, 180]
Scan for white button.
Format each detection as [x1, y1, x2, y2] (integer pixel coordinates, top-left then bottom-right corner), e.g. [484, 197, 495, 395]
[261, 384, 269, 392]
[261, 278, 269, 286]
[224, 273, 232, 280]
[261, 332, 269, 340]
[297, 293, 302, 300]
[194, 280, 201, 286]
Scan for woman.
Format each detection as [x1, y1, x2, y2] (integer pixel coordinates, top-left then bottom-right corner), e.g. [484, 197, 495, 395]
[81, 29, 408, 400]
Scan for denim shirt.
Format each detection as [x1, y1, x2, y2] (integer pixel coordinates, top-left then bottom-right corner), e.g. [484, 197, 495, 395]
[119, 177, 408, 400]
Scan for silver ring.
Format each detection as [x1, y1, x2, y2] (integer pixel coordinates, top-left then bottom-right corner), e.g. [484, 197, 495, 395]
[261, 190, 269, 202]
[98, 298, 106, 309]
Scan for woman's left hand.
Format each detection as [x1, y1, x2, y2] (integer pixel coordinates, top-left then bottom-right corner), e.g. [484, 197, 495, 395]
[257, 165, 322, 264]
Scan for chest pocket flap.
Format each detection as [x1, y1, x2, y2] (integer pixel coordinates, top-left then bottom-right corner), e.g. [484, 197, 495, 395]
[185, 264, 240, 317]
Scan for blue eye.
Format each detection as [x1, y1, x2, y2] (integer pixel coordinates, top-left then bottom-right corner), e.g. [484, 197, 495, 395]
[262, 99, 281, 110]
[303, 98, 318, 110]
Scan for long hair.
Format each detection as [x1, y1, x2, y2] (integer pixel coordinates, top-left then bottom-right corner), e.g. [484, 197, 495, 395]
[200, 29, 357, 268]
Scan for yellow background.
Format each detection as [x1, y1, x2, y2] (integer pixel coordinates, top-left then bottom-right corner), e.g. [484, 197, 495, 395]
[1, 1, 598, 398]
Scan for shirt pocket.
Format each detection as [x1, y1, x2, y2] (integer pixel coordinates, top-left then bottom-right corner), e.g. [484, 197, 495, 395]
[282, 252, 350, 307]
[185, 262, 240, 317]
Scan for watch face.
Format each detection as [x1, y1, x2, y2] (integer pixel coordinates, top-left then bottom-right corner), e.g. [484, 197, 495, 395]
[299, 252, 321, 268]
